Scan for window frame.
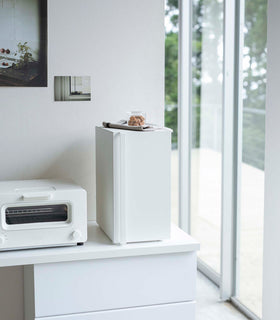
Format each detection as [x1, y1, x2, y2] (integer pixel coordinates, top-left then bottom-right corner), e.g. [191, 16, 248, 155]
[178, 0, 262, 319]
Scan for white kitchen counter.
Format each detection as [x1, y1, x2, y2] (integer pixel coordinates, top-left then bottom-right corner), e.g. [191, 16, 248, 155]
[0, 222, 199, 268]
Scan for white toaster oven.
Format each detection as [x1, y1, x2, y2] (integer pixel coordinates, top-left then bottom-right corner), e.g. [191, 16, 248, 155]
[0, 179, 87, 251]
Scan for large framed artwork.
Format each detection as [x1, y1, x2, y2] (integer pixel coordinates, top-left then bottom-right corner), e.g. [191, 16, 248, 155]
[0, 0, 47, 87]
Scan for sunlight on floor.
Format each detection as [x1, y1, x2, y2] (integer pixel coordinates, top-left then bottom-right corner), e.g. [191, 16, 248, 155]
[197, 272, 248, 320]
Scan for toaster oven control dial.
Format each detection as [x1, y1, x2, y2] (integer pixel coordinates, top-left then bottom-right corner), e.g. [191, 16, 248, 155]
[71, 230, 82, 241]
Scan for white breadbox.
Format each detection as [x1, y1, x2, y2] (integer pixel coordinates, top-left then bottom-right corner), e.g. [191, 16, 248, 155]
[96, 126, 171, 244]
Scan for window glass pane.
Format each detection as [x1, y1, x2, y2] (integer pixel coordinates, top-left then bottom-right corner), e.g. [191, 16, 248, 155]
[191, 0, 223, 274]
[70, 76, 91, 94]
[165, 0, 179, 225]
[237, 0, 267, 317]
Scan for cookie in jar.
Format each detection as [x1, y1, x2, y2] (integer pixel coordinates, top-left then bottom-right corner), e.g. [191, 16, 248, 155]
[127, 111, 146, 126]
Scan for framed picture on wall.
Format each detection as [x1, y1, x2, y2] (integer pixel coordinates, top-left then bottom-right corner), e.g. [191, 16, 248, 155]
[54, 76, 91, 101]
[0, 0, 47, 87]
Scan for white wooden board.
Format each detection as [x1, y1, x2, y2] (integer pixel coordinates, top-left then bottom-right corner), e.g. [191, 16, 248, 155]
[0, 222, 199, 267]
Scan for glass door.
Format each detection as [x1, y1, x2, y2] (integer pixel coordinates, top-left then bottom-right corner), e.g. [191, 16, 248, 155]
[233, 0, 267, 318]
[190, 0, 224, 277]
[180, 0, 267, 317]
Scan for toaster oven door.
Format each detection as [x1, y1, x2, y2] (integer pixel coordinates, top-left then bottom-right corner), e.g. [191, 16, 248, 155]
[2, 203, 70, 229]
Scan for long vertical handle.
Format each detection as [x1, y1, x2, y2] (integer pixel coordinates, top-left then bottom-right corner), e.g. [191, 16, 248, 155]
[119, 133, 126, 245]
[114, 132, 126, 244]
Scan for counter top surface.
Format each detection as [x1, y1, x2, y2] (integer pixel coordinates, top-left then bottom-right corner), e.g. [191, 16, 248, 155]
[0, 222, 199, 267]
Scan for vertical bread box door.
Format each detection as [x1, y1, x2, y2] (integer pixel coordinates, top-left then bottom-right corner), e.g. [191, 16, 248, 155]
[96, 126, 171, 244]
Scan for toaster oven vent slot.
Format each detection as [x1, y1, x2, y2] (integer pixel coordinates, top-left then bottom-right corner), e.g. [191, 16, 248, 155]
[5, 204, 68, 225]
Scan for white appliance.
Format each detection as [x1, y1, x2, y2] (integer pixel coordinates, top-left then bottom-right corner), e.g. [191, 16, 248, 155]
[0, 179, 87, 251]
[96, 126, 171, 244]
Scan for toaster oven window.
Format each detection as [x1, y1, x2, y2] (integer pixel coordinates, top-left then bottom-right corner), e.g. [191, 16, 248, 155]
[5, 204, 68, 225]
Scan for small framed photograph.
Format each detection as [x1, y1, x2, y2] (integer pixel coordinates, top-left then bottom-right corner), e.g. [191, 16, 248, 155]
[54, 76, 91, 102]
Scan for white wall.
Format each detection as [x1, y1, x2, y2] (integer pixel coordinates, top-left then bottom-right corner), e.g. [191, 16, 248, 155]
[262, 1, 280, 318]
[0, 0, 165, 319]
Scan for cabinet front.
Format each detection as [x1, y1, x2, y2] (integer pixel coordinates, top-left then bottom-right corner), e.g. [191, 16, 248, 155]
[32, 252, 196, 317]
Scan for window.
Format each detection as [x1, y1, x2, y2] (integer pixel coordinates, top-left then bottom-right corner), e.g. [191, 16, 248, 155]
[191, 0, 223, 275]
[235, 0, 267, 317]
[70, 76, 91, 95]
[165, 0, 179, 226]
[178, 0, 267, 318]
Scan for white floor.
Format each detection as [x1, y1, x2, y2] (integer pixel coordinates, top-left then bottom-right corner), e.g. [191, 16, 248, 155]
[197, 272, 248, 320]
